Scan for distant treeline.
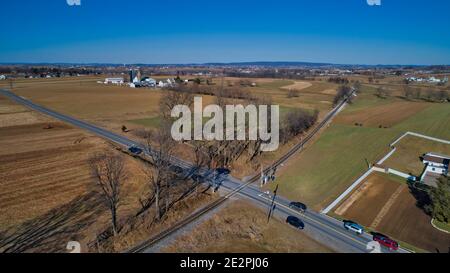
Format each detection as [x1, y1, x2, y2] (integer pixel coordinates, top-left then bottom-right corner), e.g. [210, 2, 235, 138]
[328, 77, 350, 84]
[0, 66, 101, 76]
[170, 83, 256, 101]
[226, 69, 316, 80]
[402, 86, 449, 102]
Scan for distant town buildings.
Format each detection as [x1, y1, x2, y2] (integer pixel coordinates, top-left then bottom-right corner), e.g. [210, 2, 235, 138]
[405, 76, 448, 84]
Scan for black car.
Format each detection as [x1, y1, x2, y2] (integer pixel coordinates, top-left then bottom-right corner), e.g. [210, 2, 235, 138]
[128, 146, 143, 155]
[286, 216, 305, 230]
[170, 165, 185, 175]
[216, 168, 231, 176]
[289, 202, 307, 213]
[191, 174, 203, 183]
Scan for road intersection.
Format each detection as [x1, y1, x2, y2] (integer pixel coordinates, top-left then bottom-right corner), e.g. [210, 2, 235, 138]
[0, 89, 410, 253]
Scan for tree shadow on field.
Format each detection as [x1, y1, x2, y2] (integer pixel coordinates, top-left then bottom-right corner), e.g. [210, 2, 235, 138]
[407, 182, 432, 216]
[0, 191, 105, 253]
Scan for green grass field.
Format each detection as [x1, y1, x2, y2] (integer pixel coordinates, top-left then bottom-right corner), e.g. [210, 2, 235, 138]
[384, 136, 450, 176]
[270, 89, 450, 210]
[432, 219, 450, 233]
[128, 116, 161, 128]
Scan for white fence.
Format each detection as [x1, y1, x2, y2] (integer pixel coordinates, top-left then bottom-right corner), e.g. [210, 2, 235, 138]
[321, 131, 448, 214]
[321, 168, 374, 214]
[391, 131, 450, 147]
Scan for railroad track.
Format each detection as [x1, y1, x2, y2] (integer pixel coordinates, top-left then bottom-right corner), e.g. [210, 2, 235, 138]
[126, 91, 354, 253]
[2, 89, 413, 254]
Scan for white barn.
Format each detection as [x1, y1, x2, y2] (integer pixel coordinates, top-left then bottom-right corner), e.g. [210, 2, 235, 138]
[104, 78, 124, 85]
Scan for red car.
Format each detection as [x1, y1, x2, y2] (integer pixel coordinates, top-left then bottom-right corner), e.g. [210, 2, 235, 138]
[373, 234, 399, 251]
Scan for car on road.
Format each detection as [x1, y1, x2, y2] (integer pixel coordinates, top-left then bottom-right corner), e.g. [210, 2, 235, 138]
[286, 216, 305, 230]
[170, 165, 185, 175]
[372, 233, 399, 251]
[216, 168, 231, 176]
[191, 173, 203, 183]
[128, 146, 143, 155]
[289, 202, 307, 213]
[343, 220, 364, 235]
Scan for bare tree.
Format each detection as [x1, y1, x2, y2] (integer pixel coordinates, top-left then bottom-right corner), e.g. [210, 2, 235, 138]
[333, 85, 353, 105]
[436, 90, 449, 102]
[89, 152, 126, 236]
[353, 81, 362, 92]
[192, 140, 210, 170]
[142, 123, 176, 220]
[375, 86, 389, 99]
[403, 85, 413, 100]
[287, 89, 299, 98]
[160, 91, 193, 119]
[414, 88, 422, 100]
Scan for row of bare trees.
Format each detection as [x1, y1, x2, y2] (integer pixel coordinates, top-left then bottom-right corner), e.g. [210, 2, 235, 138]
[403, 86, 449, 102]
[280, 109, 319, 144]
[89, 123, 188, 238]
[170, 82, 256, 101]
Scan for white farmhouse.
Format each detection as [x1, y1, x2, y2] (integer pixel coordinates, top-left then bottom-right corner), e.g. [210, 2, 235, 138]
[422, 153, 449, 175]
[420, 153, 449, 187]
[142, 77, 157, 87]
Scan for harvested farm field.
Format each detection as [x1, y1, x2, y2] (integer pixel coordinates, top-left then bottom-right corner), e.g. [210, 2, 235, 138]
[377, 188, 450, 253]
[0, 122, 108, 231]
[334, 100, 429, 128]
[335, 173, 404, 228]
[335, 172, 450, 253]
[0, 95, 149, 252]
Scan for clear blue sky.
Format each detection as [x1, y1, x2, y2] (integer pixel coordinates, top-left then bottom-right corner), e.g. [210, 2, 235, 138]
[1, 0, 450, 65]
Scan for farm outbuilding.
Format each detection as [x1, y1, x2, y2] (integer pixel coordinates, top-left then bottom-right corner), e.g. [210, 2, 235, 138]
[104, 78, 124, 85]
[420, 152, 449, 187]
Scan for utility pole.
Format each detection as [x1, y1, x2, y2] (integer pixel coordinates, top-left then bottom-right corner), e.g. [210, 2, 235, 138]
[267, 184, 279, 223]
[260, 164, 264, 187]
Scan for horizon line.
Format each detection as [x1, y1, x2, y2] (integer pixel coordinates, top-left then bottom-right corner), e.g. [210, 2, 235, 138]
[1, 61, 450, 67]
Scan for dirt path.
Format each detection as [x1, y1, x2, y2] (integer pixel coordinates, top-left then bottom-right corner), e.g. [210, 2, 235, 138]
[281, 81, 312, 91]
[335, 181, 370, 215]
[370, 185, 406, 229]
